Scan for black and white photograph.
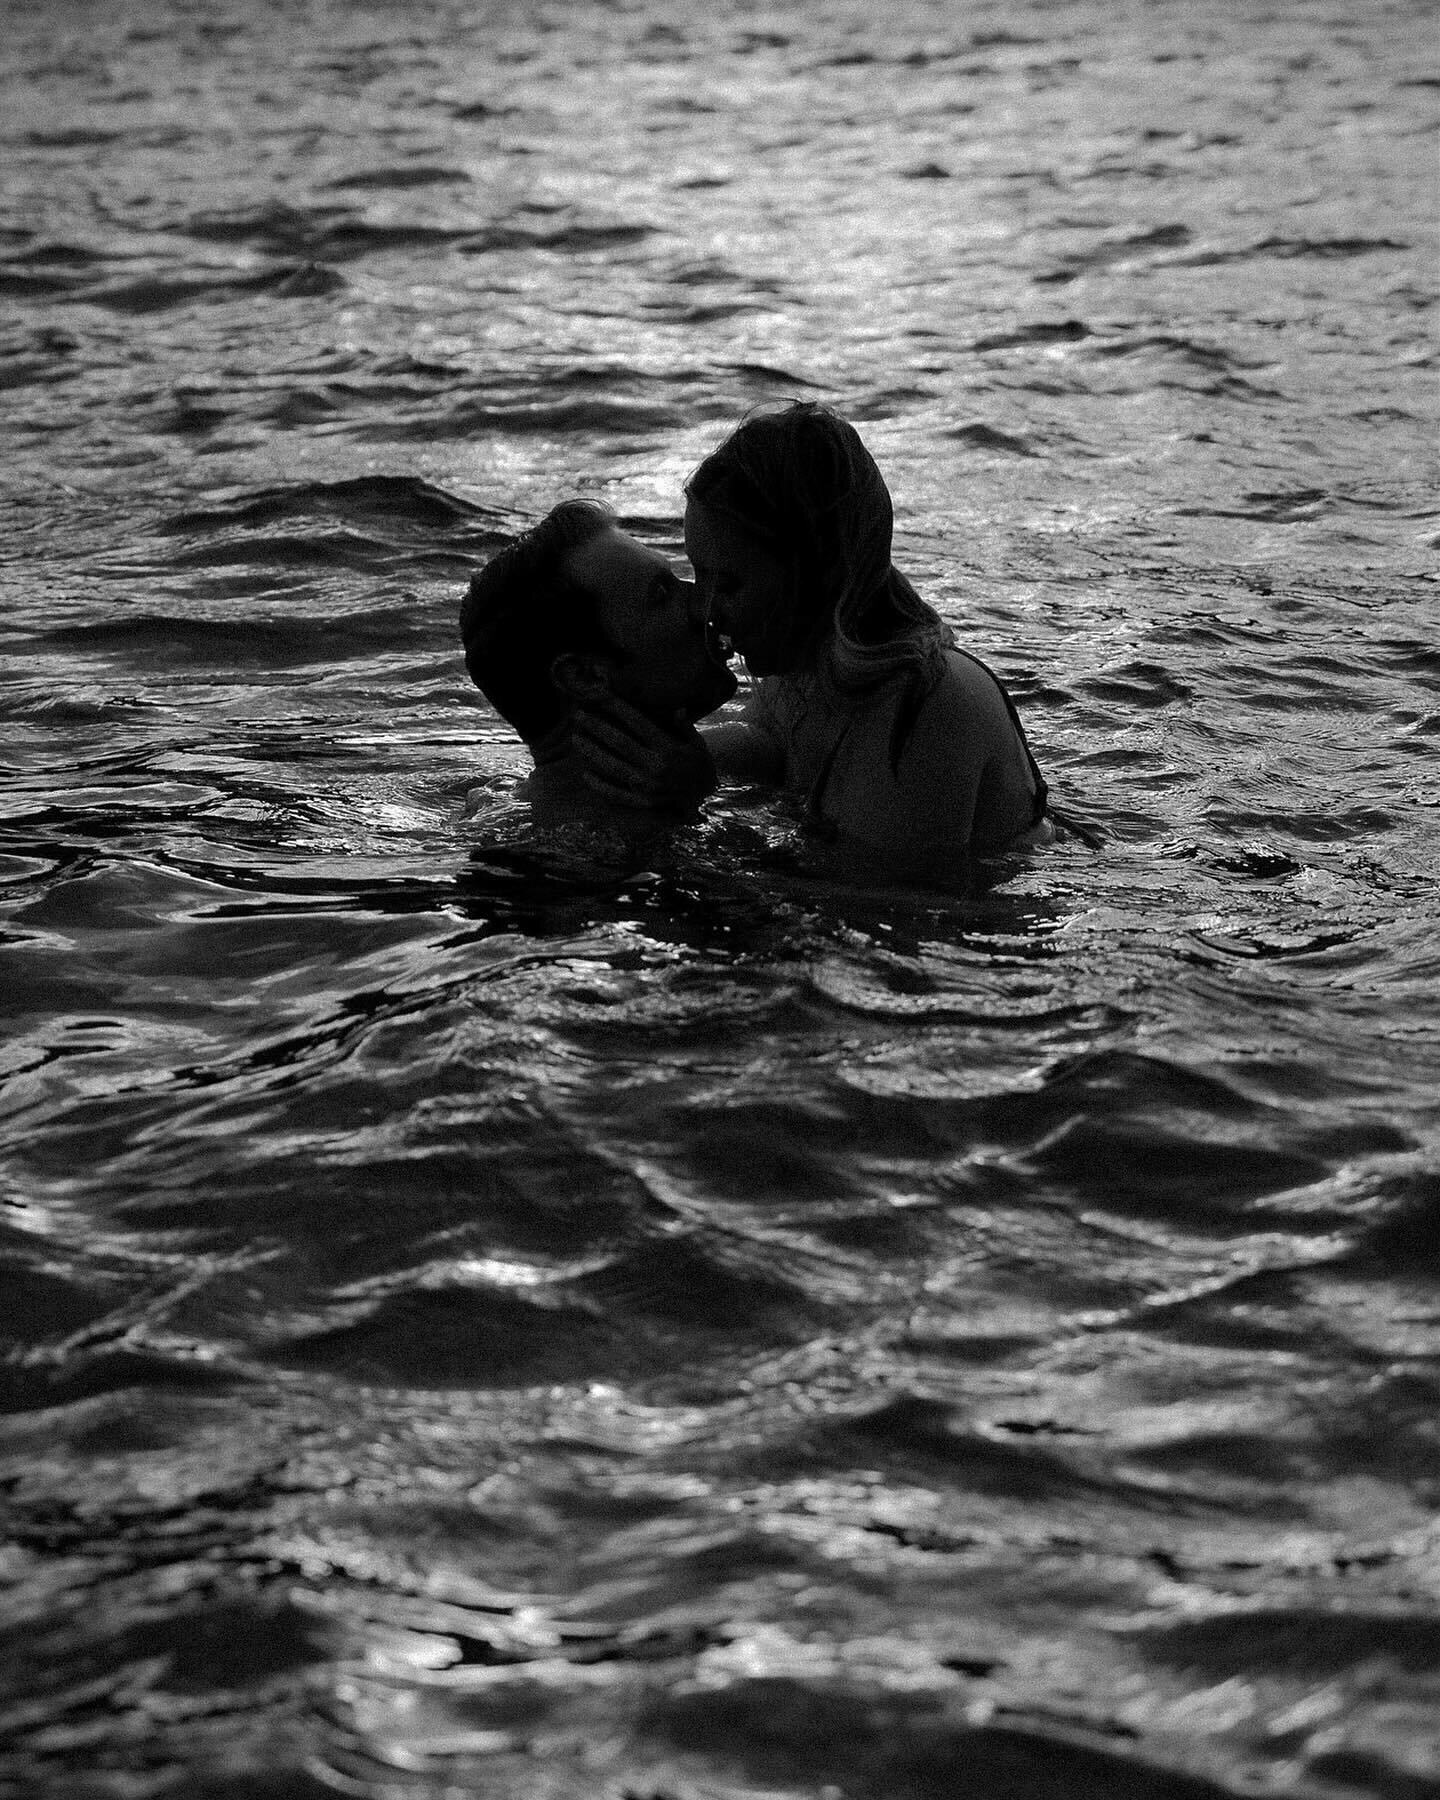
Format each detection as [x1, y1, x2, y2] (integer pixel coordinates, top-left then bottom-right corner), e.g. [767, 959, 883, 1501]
[2, 2, 1437, 1795]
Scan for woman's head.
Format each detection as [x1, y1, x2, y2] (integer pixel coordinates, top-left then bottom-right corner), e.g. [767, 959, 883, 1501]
[684, 402, 947, 691]
[684, 403, 895, 677]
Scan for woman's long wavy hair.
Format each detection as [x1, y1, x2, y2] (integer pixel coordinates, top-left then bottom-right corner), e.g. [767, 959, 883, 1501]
[685, 403, 952, 721]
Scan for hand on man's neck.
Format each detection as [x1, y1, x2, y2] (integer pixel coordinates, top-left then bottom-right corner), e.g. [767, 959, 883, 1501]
[522, 722, 606, 820]
[520, 718, 676, 834]
[523, 702, 718, 826]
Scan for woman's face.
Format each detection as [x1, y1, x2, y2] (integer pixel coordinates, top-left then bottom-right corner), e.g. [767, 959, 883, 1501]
[683, 498, 800, 678]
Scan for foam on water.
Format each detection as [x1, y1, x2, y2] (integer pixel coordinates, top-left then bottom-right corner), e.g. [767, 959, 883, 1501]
[2, 1, 1438, 1796]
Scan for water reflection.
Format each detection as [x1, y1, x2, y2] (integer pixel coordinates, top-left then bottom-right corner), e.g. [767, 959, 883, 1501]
[3, 0, 1439, 1792]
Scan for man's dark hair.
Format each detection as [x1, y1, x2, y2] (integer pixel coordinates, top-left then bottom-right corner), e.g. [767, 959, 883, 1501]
[460, 499, 614, 744]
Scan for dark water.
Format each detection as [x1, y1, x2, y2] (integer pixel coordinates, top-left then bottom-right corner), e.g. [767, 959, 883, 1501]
[3, 2, 1439, 1796]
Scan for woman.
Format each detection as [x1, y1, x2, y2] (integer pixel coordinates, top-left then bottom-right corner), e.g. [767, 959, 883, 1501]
[577, 403, 1050, 878]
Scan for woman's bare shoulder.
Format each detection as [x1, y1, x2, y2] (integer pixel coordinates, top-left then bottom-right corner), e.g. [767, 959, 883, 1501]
[938, 645, 1013, 707]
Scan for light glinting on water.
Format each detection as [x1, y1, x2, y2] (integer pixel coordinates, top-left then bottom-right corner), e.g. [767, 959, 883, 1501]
[1, 2, 1437, 1798]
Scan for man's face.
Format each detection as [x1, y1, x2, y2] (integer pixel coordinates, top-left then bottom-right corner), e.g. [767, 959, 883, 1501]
[563, 525, 737, 722]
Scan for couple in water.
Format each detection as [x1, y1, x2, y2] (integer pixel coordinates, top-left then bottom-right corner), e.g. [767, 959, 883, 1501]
[461, 402, 1049, 883]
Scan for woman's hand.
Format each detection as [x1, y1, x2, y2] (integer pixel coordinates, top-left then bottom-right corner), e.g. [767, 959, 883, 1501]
[570, 697, 718, 814]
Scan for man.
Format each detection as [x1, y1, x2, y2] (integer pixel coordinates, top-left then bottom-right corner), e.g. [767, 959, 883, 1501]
[460, 500, 737, 820]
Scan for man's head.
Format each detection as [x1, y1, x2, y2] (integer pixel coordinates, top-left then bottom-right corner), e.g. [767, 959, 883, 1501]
[460, 499, 736, 749]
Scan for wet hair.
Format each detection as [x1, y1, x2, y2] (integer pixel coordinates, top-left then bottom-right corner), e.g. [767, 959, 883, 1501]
[459, 499, 614, 745]
[685, 402, 952, 707]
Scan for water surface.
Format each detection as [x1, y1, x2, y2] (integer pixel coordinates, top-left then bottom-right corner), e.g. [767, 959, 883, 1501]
[2, 2, 1438, 1796]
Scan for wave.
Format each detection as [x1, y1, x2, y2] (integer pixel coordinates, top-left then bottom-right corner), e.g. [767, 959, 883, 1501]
[268, 1284, 635, 1386]
[1341, 1167, 1440, 1274]
[814, 1392, 1102, 1498]
[723, 359, 821, 390]
[1039, 226, 1410, 287]
[970, 320, 1091, 351]
[161, 528, 444, 573]
[1037, 223, 1193, 282]
[1087, 333, 1264, 375]
[80, 261, 348, 312]
[0, 1336, 240, 1415]
[163, 474, 506, 536]
[1134, 1608, 1440, 1677]
[37, 602, 434, 665]
[645, 1677, 1238, 1800]
[1169, 497, 1324, 526]
[1073, 661, 1196, 706]
[0, 268, 86, 298]
[176, 202, 656, 261]
[945, 422, 1038, 456]
[176, 202, 470, 260]
[16, 126, 130, 149]
[320, 164, 471, 191]
[267, 1233, 821, 1386]
[570, 1233, 828, 1335]
[1220, 488, 1328, 521]
[370, 395, 688, 441]
[448, 98, 517, 121]
[1022, 1116, 1326, 1219]
[1178, 235, 1411, 265]
[460, 220, 657, 254]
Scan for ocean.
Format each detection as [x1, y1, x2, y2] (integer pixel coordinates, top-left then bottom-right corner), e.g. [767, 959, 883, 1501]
[2, 1, 1437, 1795]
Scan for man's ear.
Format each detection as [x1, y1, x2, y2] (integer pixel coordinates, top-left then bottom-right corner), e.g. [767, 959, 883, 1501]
[550, 651, 613, 701]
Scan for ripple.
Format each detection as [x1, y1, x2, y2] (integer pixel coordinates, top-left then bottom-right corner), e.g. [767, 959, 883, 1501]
[3, 3, 1437, 1795]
